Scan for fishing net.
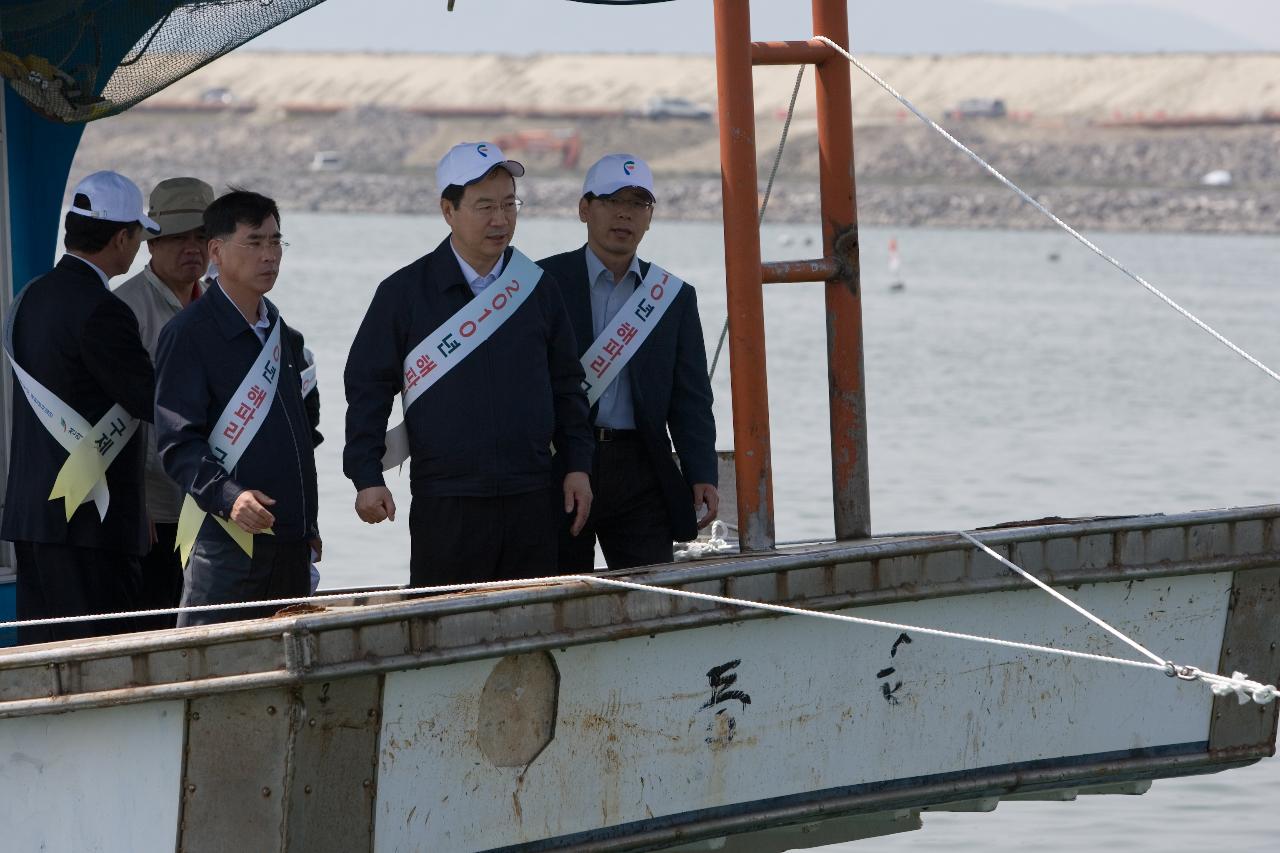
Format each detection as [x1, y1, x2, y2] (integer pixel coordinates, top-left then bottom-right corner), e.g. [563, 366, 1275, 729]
[0, 0, 326, 123]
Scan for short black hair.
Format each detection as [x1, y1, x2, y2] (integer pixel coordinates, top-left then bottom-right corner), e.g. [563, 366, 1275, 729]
[204, 188, 281, 240]
[440, 166, 515, 209]
[441, 184, 465, 210]
[63, 193, 139, 252]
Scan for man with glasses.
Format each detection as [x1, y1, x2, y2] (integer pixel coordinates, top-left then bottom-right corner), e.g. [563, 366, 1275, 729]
[539, 154, 718, 570]
[114, 177, 214, 628]
[154, 190, 320, 626]
[344, 141, 593, 588]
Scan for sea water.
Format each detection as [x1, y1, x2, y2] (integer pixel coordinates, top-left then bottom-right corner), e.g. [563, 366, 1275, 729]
[140, 212, 1277, 851]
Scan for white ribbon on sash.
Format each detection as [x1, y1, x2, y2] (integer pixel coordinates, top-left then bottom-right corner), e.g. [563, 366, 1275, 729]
[300, 346, 318, 398]
[381, 249, 543, 470]
[580, 263, 685, 406]
[174, 318, 284, 566]
[2, 283, 139, 521]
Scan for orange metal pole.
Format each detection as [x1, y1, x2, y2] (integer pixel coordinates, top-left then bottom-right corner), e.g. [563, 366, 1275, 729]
[761, 257, 840, 284]
[713, 0, 775, 551]
[813, 0, 870, 539]
[751, 40, 836, 66]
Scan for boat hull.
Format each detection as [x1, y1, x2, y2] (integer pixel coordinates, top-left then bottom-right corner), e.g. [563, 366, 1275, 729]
[0, 506, 1276, 852]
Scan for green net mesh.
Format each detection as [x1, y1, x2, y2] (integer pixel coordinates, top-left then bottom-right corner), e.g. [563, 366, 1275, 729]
[0, 0, 326, 124]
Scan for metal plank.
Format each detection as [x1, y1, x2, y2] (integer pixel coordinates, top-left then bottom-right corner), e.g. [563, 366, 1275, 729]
[0, 702, 183, 851]
[179, 688, 294, 852]
[285, 676, 382, 852]
[1208, 566, 1280, 753]
[0, 509, 1278, 717]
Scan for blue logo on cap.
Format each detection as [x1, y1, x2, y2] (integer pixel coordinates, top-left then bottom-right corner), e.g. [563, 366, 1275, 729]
[476, 143, 490, 158]
[622, 160, 636, 175]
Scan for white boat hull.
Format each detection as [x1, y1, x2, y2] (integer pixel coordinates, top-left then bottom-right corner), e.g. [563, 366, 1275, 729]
[0, 507, 1276, 852]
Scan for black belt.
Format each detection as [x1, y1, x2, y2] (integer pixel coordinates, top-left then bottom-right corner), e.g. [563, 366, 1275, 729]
[594, 427, 640, 442]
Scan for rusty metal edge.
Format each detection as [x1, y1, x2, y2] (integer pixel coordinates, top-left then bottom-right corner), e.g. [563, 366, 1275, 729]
[1, 548, 1274, 679]
[1, 504, 1275, 673]
[0, 562, 1259, 719]
[1208, 567, 1280, 753]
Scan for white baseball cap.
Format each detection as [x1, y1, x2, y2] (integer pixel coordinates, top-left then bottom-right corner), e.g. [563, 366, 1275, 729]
[436, 141, 526, 194]
[583, 153, 656, 202]
[69, 171, 161, 234]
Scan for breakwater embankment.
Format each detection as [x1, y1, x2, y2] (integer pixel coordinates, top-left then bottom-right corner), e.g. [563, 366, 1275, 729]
[70, 52, 1280, 233]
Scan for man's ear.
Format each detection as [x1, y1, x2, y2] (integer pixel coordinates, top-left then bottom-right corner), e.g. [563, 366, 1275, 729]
[578, 197, 590, 224]
[441, 197, 456, 228]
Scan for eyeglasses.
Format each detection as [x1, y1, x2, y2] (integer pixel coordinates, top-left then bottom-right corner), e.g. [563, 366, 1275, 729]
[594, 196, 654, 213]
[467, 199, 523, 216]
[223, 238, 290, 253]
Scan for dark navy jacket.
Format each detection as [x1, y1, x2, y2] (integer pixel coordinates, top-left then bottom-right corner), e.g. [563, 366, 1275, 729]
[538, 246, 716, 542]
[343, 238, 592, 497]
[154, 284, 319, 543]
[2, 256, 155, 555]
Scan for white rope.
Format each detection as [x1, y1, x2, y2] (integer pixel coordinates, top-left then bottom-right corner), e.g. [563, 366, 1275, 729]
[2, 563, 1273, 704]
[813, 35, 1280, 388]
[0, 573, 1166, 668]
[957, 531, 1166, 667]
[1202, 669, 1279, 705]
[952, 531, 1277, 704]
[673, 519, 733, 561]
[708, 62, 807, 382]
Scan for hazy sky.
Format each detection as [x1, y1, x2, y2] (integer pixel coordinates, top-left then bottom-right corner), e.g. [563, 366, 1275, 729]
[249, 0, 1280, 54]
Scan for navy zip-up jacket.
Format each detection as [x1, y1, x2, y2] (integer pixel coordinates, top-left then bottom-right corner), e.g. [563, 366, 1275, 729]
[343, 238, 593, 497]
[155, 285, 319, 543]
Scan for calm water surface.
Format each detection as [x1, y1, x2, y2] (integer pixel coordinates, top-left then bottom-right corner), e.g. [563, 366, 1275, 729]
[136, 213, 1278, 851]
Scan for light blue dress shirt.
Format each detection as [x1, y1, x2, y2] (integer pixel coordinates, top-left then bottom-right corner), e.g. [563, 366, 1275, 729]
[450, 240, 505, 296]
[584, 246, 641, 429]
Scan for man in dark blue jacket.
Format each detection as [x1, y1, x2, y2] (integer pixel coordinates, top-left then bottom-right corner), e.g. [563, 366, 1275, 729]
[155, 190, 319, 626]
[539, 154, 718, 570]
[344, 141, 593, 587]
[2, 171, 158, 643]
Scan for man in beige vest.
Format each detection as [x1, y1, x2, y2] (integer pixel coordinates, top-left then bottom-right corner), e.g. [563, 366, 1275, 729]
[114, 177, 214, 628]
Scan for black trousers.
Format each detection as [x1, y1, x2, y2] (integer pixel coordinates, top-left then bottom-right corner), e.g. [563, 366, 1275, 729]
[14, 540, 143, 646]
[137, 521, 183, 631]
[409, 487, 558, 588]
[179, 534, 310, 627]
[559, 437, 673, 572]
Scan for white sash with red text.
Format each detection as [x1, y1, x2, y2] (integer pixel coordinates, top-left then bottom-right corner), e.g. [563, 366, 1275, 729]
[174, 318, 284, 565]
[580, 263, 684, 406]
[381, 248, 543, 470]
[2, 282, 139, 521]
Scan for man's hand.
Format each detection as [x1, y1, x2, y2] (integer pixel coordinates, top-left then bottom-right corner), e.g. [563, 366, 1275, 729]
[693, 483, 720, 529]
[148, 517, 158, 547]
[355, 486, 397, 524]
[309, 537, 323, 563]
[563, 472, 593, 537]
[230, 489, 276, 534]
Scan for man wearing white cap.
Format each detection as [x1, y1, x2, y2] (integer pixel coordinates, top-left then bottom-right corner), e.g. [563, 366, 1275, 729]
[539, 153, 718, 570]
[114, 177, 214, 628]
[344, 141, 593, 586]
[2, 170, 159, 643]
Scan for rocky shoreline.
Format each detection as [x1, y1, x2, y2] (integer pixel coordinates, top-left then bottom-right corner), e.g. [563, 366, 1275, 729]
[71, 110, 1280, 234]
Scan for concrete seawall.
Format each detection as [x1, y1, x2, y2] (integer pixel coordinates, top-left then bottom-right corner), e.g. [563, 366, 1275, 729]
[71, 52, 1280, 233]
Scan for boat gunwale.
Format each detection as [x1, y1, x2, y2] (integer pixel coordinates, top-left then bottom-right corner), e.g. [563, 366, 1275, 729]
[0, 504, 1274, 717]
